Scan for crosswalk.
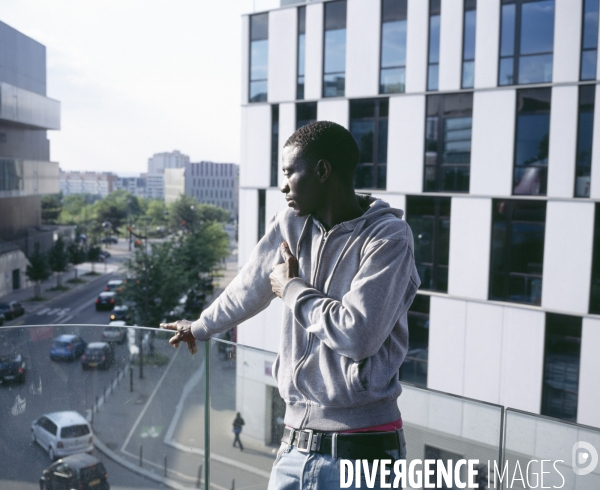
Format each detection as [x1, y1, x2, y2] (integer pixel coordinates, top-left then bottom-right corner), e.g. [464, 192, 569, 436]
[36, 307, 70, 317]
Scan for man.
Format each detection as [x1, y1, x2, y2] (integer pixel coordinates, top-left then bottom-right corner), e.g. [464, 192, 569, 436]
[162, 121, 420, 489]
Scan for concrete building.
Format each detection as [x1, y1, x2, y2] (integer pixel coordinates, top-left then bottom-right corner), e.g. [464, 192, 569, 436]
[0, 20, 60, 296]
[114, 175, 146, 198]
[146, 150, 189, 200]
[164, 161, 239, 218]
[234, 0, 600, 453]
[59, 171, 116, 197]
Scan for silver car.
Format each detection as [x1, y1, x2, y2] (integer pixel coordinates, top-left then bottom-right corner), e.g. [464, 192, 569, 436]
[31, 411, 93, 460]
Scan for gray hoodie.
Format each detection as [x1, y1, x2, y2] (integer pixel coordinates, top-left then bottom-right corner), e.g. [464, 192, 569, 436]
[191, 196, 420, 431]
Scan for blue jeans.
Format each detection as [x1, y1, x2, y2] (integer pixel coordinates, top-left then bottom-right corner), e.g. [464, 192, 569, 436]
[267, 432, 407, 490]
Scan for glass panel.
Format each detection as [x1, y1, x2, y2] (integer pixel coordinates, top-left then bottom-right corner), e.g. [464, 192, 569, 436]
[591, 203, 600, 314]
[499, 56, 515, 85]
[354, 163, 373, 189]
[380, 67, 405, 94]
[351, 119, 375, 164]
[575, 85, 595, 198]
[427, 64, 439, 91]
[271, 105, 279, 188]
[500, 4, 516, 57]
[428, 15, 440, 64]
[250, 39, 268, 81]
[580, 49, 598, 80]
[462, 60, 475, 88]
[324, 29, 346, 74]
[520, 0, 555, 55]
[400, 294, 429, 387]
[518, 53, 553, 84]
[324, 0, 347, 30]
[296, 102, 317, 129]
[249, 81, 267, 103]
[583, 0, 600, 49]
[297, 33, 306, 77]
[323, 73, 345, 98]
[382, 0, 407, 22]
[463, 9, 476, 61]
[377, 164, 387, 189]
[298, 5, 306, 35]
[297, 78, 305, 100]
[250, 13, 269, 41]
[378, 118, 388, 164]
[381, 20, 407, 68]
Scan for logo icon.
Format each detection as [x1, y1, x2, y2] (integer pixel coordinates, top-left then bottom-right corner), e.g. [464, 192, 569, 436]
[572, 441, 599, 476]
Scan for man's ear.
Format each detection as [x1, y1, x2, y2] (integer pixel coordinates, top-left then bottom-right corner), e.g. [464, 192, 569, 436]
[316, 159, 332, 183]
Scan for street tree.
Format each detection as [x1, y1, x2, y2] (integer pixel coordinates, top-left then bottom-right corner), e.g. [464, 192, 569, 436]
[67, 242, 87, 280]
[87, 245, 102, 273]
[41, 193, 63, 224]
[26, 243, 51, 298]
[48, 236, 70, 287]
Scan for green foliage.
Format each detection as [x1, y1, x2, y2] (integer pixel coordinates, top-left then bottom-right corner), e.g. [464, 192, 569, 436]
[26, 243, 51, 297]
[68, 242, 87, 280]
[48, 237, 70, 275]
[41, 193, 63, 224]
[169, 195, 230, 231]
[87, 245, 102, 273]
[146, 200, 168, 226]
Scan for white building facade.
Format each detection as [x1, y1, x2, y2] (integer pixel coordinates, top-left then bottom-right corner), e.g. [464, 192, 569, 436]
[60, 171, 116, 197]
[145, 150, 190, 200]
[114, 176, 146, 197]
[237, 0, 600, 447]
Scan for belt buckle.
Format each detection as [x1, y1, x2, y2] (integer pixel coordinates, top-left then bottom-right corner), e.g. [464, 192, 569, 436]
[297, 429, 314, 453]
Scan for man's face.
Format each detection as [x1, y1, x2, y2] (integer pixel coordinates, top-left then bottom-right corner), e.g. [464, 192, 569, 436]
[280, 145, 323, 216]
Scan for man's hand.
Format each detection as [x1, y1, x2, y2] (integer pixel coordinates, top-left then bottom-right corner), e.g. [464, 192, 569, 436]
[160, 320, 198, 355]
[270, 242, 299, 298]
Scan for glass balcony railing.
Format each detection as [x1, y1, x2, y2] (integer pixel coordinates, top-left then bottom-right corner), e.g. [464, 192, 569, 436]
[1, 324, 599, 489]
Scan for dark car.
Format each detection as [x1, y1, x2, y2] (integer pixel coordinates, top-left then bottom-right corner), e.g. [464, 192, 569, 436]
[0, 313, 5, 326]
[39, 453, 109, 490]
[101, 236, 118, 244]
[109, 305, 131, 323]
[0, 351, 26, 384]
[95, 292, 116, 311]
[50, 335, 87, 361]
[81, 342, 113, 370]
[0, 301, 25, 320]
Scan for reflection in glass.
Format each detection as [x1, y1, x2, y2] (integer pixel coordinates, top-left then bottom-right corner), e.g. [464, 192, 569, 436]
[581, 0, 599, 80]
[520, 1, 554, 55]
[427, 1, 441, 91]
[249, 14, 269, 102]
[489, 199, 546, 305]
[323, 1, 346, 98]
[399, 294, 429, 387]
[513, 88, 551, 196]
[462, 3, 477, 89]
[406, 196, 451, 293]
[591, 203, 600, 314]
[296, 101, 317, 129]
[575, 85, 595, 198]
[380, 0, 407, 94]
[297, 6, 306, 99]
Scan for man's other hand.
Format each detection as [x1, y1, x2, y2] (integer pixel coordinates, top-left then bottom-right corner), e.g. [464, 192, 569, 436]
[270, 242, 299, 298]
[160, 320, 198, 355]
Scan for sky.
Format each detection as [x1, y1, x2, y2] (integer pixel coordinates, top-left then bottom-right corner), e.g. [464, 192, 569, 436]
[1, 0, 252, 175]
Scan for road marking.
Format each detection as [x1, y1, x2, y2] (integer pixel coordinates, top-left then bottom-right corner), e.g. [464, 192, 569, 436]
[37, 308, 50, 316]
[47, 308, 61, 316]
[140, 426, 162, 438]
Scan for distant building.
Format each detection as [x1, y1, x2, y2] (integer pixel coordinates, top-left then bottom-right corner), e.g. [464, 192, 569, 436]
[164, 161, 239, 219]
[146, 150, 189, 200]
[60, 171, 116, 197]
[0, 20, 61, 295]
[114, 176, 146, 198]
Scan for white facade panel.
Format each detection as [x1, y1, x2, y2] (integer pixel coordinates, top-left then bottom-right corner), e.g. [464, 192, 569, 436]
[317, 99, 349, 128]
[238, 188, 259, 268]
[578, 317, 600, 427]
[371, 193, 406, 214]
[463, 302, 503, 404]
[405, 0, 429, 93]
[345, 0, 380, 98]
[428, 296, 467, 395]
[438, 0, 463, 92]
[240, 105, 271, 188]
[541, 200, 595, 314]
[499, 307, 545, 413]
[278, 102, 296, 188]
[241, 16, 250, 106]
[547, 86, 578, 198]
[474, 0, 500, 88]
[305, 3, 324, 100]
[268, 8, 297, 103]
[591, 85, 600, 199]
[448, 197, 492, 300]
[387, 95, 425, 194]
[552, 0, 583, 83]
[470, 89, 516, 196]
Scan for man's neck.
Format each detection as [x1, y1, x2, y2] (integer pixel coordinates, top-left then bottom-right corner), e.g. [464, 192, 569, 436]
[314, 192, 365, 231]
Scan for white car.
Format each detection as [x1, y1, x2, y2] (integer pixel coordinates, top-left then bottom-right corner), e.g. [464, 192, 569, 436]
[31, 411, 93, 460]
[101, 321, 127, 343]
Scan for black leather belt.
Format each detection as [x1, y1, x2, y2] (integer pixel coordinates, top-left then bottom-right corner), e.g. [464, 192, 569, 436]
[281, 427, 405, 461]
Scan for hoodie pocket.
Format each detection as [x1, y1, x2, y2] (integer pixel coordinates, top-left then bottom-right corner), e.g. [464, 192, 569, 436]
[349, 357, 372, 393]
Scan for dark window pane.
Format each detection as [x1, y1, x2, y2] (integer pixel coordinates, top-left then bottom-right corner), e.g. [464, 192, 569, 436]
[323, 73, 345, 97]
[271, 105, 279, 188]
[251, 13, 269, 41]
[500, 4, 516, 57]
[429, 0, 441, 16]
[324, 29, 347, 74]
[499, 57, 515, 85]
[377, 165, 387, 189]
[258, 189, 266, 239]
[298, 6, 306, 35]
[355, 163, 373, 189]
[575, 85, 595, 197]
[541, 313, 582, 422]
[518, 54, 553, 84]
[249, 81, 267, 102]
[325, 0, 347, 30]
[462, 61, 475, 88]
[427, 64, 439, 91]
[465, 0, 477, 10]
[583, 0, 599, 49]
[590, 204, 600, 314]
[250, 39, 268, 81]
[380, 67, 405, 93]
[296, 102, 317, 129]
[581, 49, 598, 80]
[381, 20, 407, 68]
[378, 118, 388, 163]
[400, 293, 430, 387]
[351, 120, 375, 164]
[463, 9, 477, 60]
[428, 15, 441, 64]
[297, 77, 305, 100]
[520, 1, 555, 55]
[382, 0, 407, 22]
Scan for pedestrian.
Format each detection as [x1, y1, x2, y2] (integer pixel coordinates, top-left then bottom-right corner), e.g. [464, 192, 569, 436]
[232, 412, 245, 451]
[162, 121, 419, 489]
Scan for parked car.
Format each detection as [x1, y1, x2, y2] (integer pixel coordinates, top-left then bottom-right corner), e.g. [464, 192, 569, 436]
[98, 250, 111, 262]
[0, 301, 25, 320]
[0, 313, 5, 326]
[31, 411, 93, 461]
[101, 235, 118, 244]
[109, 305, 131, 323]
[95, 292, 116, 311]
[50, 335, 87, 361]
[0, 350, 26, 384]
[39, 453, 109, 490]
[81, 342, 114, 370]
[104, 280, 123, 293]
[101, 322, 127, 344]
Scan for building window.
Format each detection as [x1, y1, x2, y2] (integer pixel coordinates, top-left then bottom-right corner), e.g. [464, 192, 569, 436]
[513, 88, 551, 196]
[258, 189, 266, 240]
[297, 6, 306, 99]
[406, 196, 451, 293]
[350, 98, 389, 190]
[575, 85, 595, 198]
[323, 0, 347, 98]
[462, 0, 477, 88]
[541, 313, 581, 422]
[427, 0, 441, 91]
[489, 199, 546, 306]
[581, 0, 599, 80]
[399, 294, 429, 387]
[424, 93, 473, 193]
[591, 204, 600, 314]
[271, 105, 279, 188]
[499, 0, 555, 86]
[296, 101, 317, 129]
[249, 13, 269, 102]
[380, 0, 407, 94]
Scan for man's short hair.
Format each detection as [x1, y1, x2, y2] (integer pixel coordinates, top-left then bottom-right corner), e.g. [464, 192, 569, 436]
[284, 121, 360, 180]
